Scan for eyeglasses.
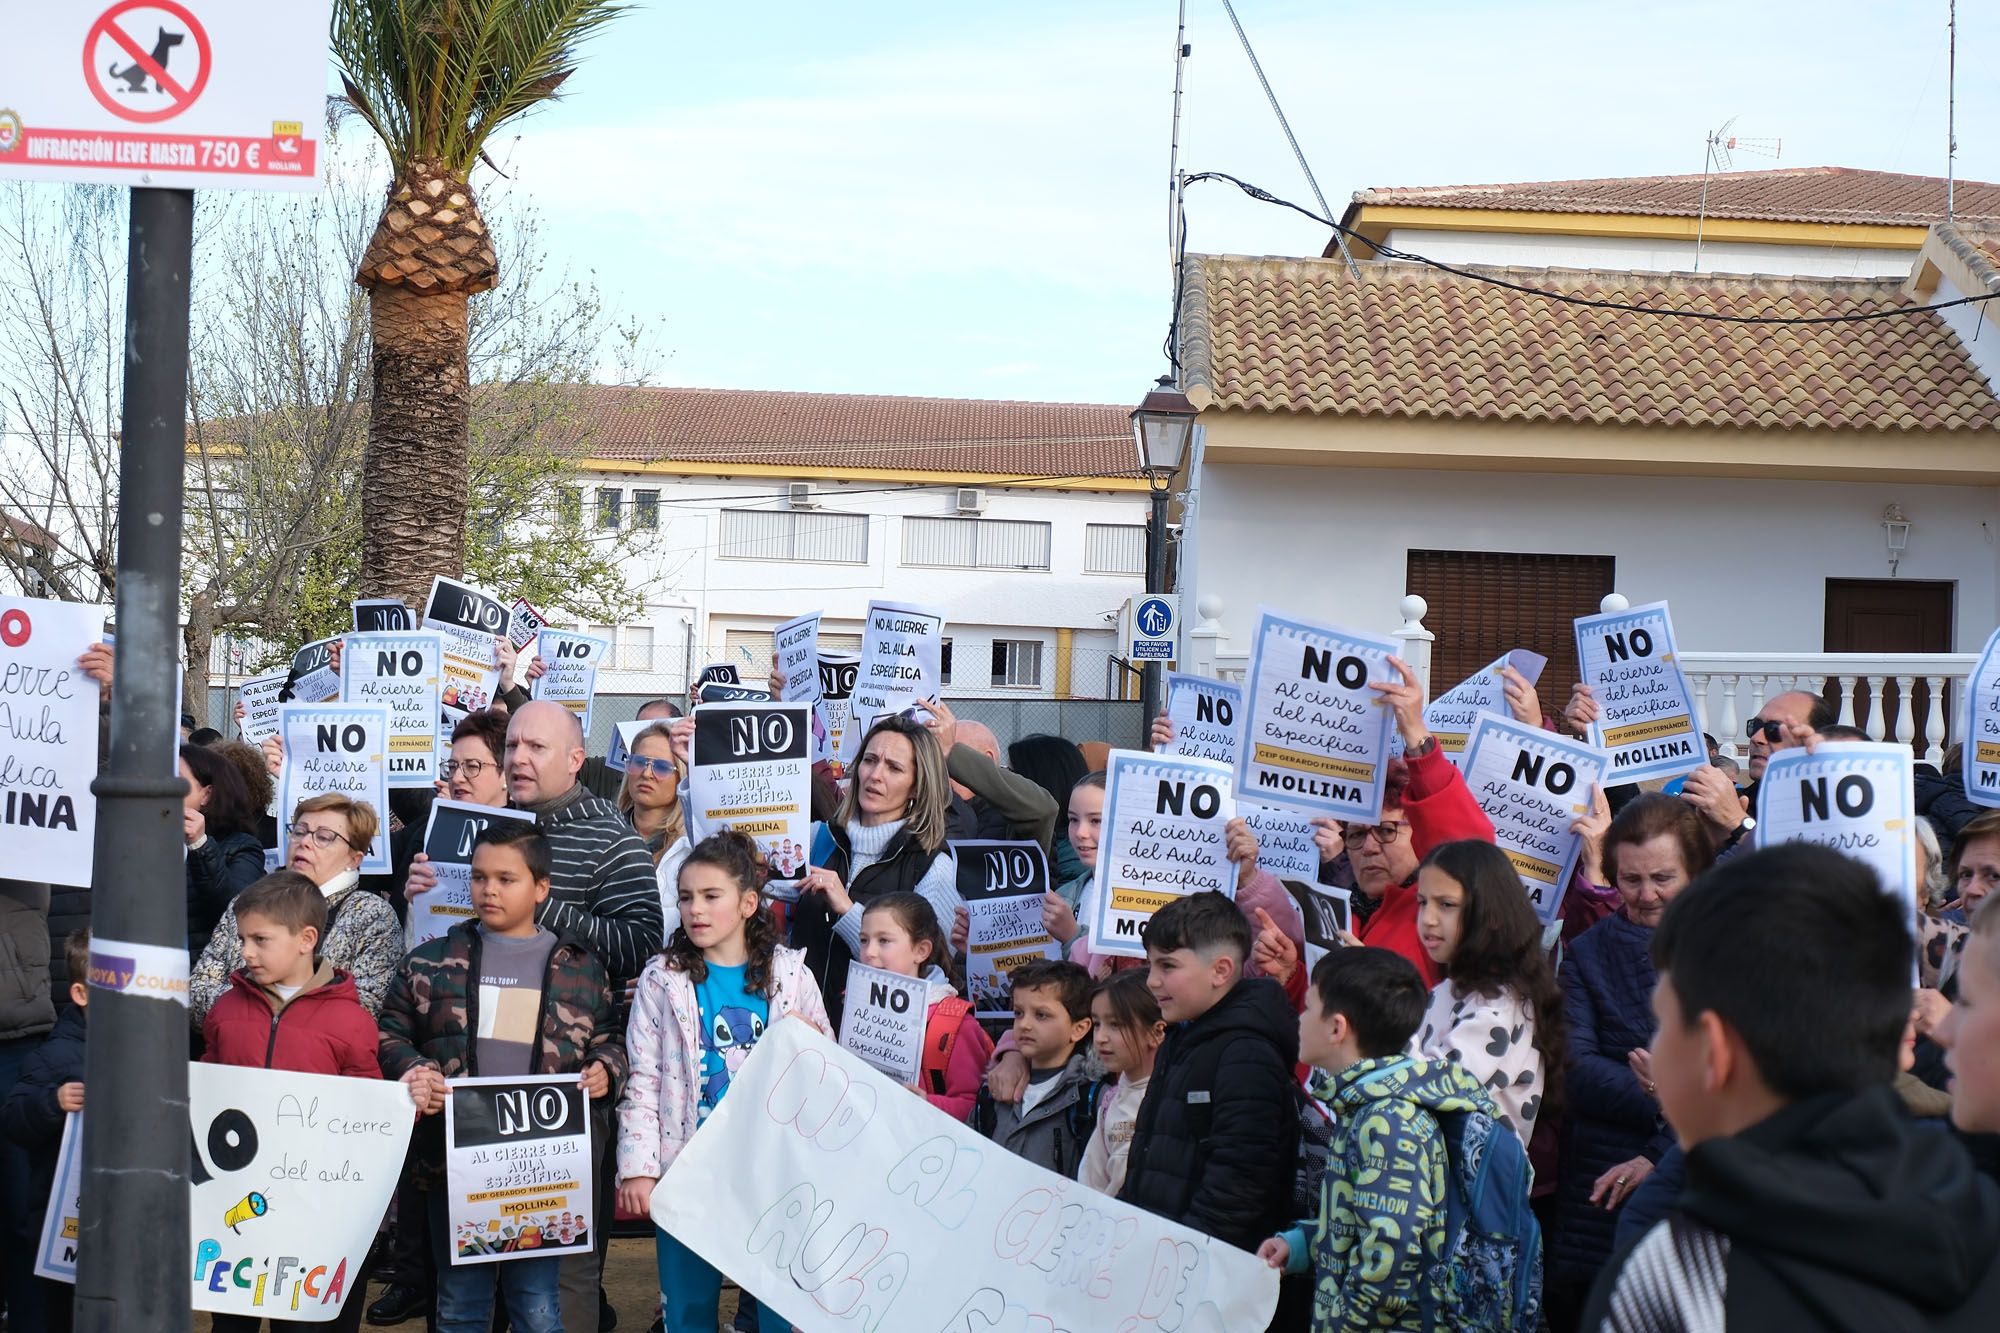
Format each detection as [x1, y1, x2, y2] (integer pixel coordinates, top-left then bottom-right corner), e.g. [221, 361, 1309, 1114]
[1745, 718, 1785, 743]
[286, 822, 356, 850]
[1341, 821, 1406, 846]
[441, 759, 494, 779]
[627, 755, 677, 779]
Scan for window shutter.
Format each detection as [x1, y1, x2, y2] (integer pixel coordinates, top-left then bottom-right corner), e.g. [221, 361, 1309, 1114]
[1406, 550, 1616, 722]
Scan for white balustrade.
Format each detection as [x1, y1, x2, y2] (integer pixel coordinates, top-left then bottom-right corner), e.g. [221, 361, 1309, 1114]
[1680, 652, 1977, 766]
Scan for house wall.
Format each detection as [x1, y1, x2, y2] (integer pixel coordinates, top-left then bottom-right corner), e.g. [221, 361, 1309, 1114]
[1379, 227, 1917, 279]
[1186, 462, 2000, 657]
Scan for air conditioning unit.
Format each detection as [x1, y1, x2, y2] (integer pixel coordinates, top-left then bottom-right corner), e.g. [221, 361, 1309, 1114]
[955, 487, 985, 514]
[788, 481, 817, 509]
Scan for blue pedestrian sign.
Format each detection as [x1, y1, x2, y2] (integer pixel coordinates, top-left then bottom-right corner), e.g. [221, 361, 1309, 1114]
[1130, 595, 1178, 662]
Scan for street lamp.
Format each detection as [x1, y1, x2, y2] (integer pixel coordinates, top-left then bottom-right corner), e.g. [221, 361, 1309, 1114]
[1131, 376, 1197, 729]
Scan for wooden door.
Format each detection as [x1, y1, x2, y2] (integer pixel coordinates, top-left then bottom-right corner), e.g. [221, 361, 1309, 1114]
[1822, 579, 1954, 744]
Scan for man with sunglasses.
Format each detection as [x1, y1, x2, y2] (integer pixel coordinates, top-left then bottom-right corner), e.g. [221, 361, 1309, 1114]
[1680, 691, 1833, 853]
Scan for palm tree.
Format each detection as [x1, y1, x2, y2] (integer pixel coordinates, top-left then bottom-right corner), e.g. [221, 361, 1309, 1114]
[330, 0, 626, 610]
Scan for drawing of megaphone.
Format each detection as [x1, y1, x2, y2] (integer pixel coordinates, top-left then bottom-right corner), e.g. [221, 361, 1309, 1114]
[223, 1192, 269, 1233]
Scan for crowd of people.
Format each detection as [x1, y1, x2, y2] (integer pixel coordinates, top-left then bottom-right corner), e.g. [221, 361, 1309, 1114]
[1, 627, 1998, 1333]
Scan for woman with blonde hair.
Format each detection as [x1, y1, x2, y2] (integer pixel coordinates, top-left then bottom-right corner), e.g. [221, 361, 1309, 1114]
[619, 721, 691, 934]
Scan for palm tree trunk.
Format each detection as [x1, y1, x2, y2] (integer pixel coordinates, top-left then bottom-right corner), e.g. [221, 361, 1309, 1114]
[363, 284, 470, 607]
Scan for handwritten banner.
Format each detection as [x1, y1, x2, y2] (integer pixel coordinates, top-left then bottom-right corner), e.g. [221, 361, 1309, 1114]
[444, 1075, 594, 1266]
[1965, 626, 2000, 809]
[277, 704, 391, 875]
[531, 630, 611, 736]
[690, 702, 813, 880]
[655, 1019, 1281, 1332]
[1165, 671, 1243, 767]
[237, 670, 288, 747]
[341, 632, 442, 788]
[1424, 649, 1548, 763]
[1574, 601, 1703, 784]
[1757, 743, 1918, 921]
[775, 613, 822, 702]
[1239, 803, 1320, 881]
[954, 840, 1058, 1019]
[422, 575, 507, 725]
[839, 961, 928, 1083]
[1093, 751, 1235, 959]
[846, 600, 943, 763]
[409, 800, 537, 949]
[1240, 608, 1397, 820]
[0, 595, 105, 888]
[1461, 715, 1607, 925]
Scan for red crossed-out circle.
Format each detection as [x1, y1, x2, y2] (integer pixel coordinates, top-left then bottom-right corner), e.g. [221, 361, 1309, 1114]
[85, 0, 212, 125]
[0, 608, 30, 648]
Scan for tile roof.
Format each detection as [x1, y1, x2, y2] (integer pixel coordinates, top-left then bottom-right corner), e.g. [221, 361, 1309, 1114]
[1178, 253, 2000, 431]
[556, 385, 1137, 479]
[1347, 166, 2000, 228]
[1931, 222, 2000, 293]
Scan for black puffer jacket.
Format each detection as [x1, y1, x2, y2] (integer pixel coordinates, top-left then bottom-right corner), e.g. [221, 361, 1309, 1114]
[0, 881, 55, 1042]
[1118, 976, 1300, 1252]
[184, 830, 266, 955]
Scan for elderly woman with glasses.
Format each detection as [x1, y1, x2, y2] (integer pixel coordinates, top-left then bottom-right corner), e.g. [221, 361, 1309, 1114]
[188, 793, 403, 1025]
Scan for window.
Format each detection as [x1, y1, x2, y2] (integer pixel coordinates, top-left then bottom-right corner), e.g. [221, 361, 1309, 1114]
[1084, 523, 1146, 575]
[622, 625, 655, 672]
[557, 487, 582, 527]
[902, 517, 1051, 571]
[1406, 549, 1615, 713]
[633, 489, 660, 530]
[596, 488, 623, 529]
[991, 639, 1042, 688]
[940, 638, 953, 686]
[718, 509, 868, 563]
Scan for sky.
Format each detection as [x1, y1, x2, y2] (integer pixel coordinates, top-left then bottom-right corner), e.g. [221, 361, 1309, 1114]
[477, 0, 1999, 406]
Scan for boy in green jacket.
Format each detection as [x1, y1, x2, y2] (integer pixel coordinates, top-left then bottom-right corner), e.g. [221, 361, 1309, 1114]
[1258, 947, 1493, 1332]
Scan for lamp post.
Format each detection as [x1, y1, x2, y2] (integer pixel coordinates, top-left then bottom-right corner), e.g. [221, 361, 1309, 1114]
[1131, 377, 1197, 729]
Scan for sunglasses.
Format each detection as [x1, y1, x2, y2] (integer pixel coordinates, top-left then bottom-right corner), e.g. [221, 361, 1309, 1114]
[1745, 718, 1785, 743]
[627, 755, 677, 779]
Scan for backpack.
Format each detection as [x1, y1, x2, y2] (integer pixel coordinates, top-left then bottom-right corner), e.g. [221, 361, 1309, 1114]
[1422, 1103, 1542, 1331]
[920, 997, 983, 1096]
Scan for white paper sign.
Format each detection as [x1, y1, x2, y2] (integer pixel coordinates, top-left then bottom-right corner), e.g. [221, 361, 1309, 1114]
[1092, 750, 1236, 959]
[1425, 649, 1549, 763]
[1461, 715, 1608, 925]
[1240, 607, 1398, 820]
[236, 670, 287, 746]
[33, 1111, 82, 1282]
[341, 632, 442, 787]
[284, 636, 342, 704]
[1165, 671, 1243, 766]
[277, 704, 391, 874]
[1757, 743, 1919, 920]
[654, 1020, 1281, 1332]
[1575, 601, 1704, 784]
[408, 799, 536, 949]
[689, 702, 813, 879]
[1240, 803, 1321, 880]
[531, 630, 610, 736]
[845, 600, 943, 761]
[838, 961, 928, 1083]
[0, 596, 106, 888]
[604, 719, 653, 775]
[1965, 626, 2000, 809]
[507, 597, 549, 652]
[443, 1075, 595, 1267]
[774, 613, 822, 702]
[352, 599, 413, 633]
[815, 652, 860, 766]
[954, 840, 1058, 1019]
[421, 575, 506, 723]
[1281, 878, 1353, 980]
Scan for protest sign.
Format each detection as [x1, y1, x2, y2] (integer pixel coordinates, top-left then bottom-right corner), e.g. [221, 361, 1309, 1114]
[1424, 649, 1548, 762]
[815, 652, 859, 765]
[531, 630, 610, 735]
[1461, 715, 1608, 925]
[277, 704, 391, 874]
[421, 575, 506, 724]
[409, 800, 537, 948]
[655, 1019, 1281, 1332]
[97, 1063, 417, 1318]
[444, 1075, 594, 1266]
[1757, 742, 1919, 920]
[604, 719, 652, 774]
[954, 840, 1058, 1019]
[696, 681, 774, 704]
[351, 599, 412, 633]
[34, 1112, 82, 1282]
[1240, 803, 1321, 880]
[1574, 601, 1703, 784]
[237, 670, 287, 746]
[341, 632, 442, 787]
[507, 597, 549, 652]
[690, 702, 813, 880]
[839, 962, 929, 1083]
[846, 600, 944, 761]
[774, 612, 821, 702]
[1240, 608, 1397, 820]
[284, 636, 342, 704]
[1965, 626, 2000, 808]
[1165, 670, 1243, 766]
[1280, 878, 1353, 978]
[1092, 751, 1235, 959]
[697, 662, 741, 687]
[0, 595, 106, 888]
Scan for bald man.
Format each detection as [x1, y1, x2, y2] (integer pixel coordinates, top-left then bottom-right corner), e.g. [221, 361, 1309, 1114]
[924, 702, 1057, 849]
[1681, 689, 1834, 853]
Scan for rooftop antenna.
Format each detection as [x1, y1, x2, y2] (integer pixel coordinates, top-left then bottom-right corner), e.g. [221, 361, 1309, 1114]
[1693, 117, 1783, 272]
[1167, 0, 1189, 269]
[1948, 0, 1958, 218]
